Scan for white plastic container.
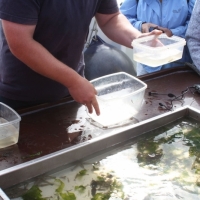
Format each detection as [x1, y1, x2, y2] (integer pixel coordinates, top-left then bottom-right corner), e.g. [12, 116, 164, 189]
[0, 102, 21, 148]
[87, 72, 147, 128]
[131, 34, 186, 67]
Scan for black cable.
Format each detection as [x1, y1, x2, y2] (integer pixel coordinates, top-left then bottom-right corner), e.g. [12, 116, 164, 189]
[149, 92, 175, 97]
[160, 86, 195, 110]
[149, 86, 196, 111]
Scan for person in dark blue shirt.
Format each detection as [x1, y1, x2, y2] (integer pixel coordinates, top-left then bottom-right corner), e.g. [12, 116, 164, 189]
[0, 0, 161, 114]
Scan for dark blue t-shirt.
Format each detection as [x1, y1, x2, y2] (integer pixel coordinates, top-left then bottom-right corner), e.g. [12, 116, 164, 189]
[0, 0, 118, 101]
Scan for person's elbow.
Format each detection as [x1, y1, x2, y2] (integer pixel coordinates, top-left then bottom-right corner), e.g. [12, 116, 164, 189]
[2, 20, 35, 57]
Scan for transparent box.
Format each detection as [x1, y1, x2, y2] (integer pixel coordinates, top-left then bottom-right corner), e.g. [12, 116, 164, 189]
[0, 102, 21, 148]
[87, 72, 147, 128]
[131, 34, 186, 67]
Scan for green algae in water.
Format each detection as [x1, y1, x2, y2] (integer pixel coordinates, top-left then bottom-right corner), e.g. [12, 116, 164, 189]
[5, 117, 200, 200]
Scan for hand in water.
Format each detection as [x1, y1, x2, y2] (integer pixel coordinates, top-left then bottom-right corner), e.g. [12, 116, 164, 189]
[138, 29, 164, 47]
[148, 36, 164, 47]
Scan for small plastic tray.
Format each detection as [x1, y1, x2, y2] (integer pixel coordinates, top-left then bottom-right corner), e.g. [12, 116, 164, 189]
[87, 72, 147, 128]
[0, 102, 21, 148]
[131, 34, 186, 67]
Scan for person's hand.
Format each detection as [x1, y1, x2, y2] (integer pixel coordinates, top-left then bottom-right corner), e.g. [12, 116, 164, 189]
[141, 22, 158, 33]
[137, 29, 164, 47]
[68, 76, 100, 116]
[142, 23, 173, 37]
[138, 29, 162, 38]
[156, 26, 173, 37]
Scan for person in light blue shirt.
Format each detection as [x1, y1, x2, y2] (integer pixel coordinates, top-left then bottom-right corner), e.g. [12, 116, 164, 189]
[120, 0, 195, 76]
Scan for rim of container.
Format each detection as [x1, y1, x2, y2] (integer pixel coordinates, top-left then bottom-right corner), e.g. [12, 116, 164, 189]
[131, 34, 186, 52]
[90, 72, 147, 100]
[0, 102, 21, 127]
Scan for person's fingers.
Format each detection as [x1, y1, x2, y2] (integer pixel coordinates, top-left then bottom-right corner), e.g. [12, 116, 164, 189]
[142, 24, 149, 33]
[92, 97, 100, 116]
[151, 29, 163, 36]
[149, 23, 158, 27]
[165, 29, 173, 37]
[85, 96, 100, 116]
[86, 102, 93, 114]
[94, 88, 98, 95]
[143, 27, 149, 33]
[139, 29, 162, 39]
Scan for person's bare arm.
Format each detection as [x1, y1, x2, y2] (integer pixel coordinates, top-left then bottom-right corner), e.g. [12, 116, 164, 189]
[95, 12, 162, 48]
[2, 20, 100, 115]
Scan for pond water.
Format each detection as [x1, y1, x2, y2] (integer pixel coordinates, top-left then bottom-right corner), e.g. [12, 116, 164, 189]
[5, 117, 200, 200]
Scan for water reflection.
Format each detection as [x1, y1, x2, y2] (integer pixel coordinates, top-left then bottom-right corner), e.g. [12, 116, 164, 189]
[4, 117, 200, 200]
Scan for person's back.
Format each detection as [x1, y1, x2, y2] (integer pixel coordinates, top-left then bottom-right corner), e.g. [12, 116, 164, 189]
[120, 0, 195, 75]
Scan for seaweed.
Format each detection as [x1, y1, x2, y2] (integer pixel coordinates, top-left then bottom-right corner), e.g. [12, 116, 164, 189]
[90, 173, 124, 199]
[55, 179, 76, 200]
[91, 192, 110, 200]
[74, 185, 86, 193]
[74, 169, 88, 180]
[55, 179, 65, 193]
[22, 185, 46, 200]
[59, 192, 76, 200]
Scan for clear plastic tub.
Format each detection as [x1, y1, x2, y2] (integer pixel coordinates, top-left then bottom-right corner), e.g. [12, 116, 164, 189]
[0, 102, 21, 148]
[131, 34, 186, 67]
[87, 72, 147, 128]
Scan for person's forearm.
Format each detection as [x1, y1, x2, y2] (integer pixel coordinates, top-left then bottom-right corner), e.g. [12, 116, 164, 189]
[2, 20, 100, 115]
[95, 12, 142, 48]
